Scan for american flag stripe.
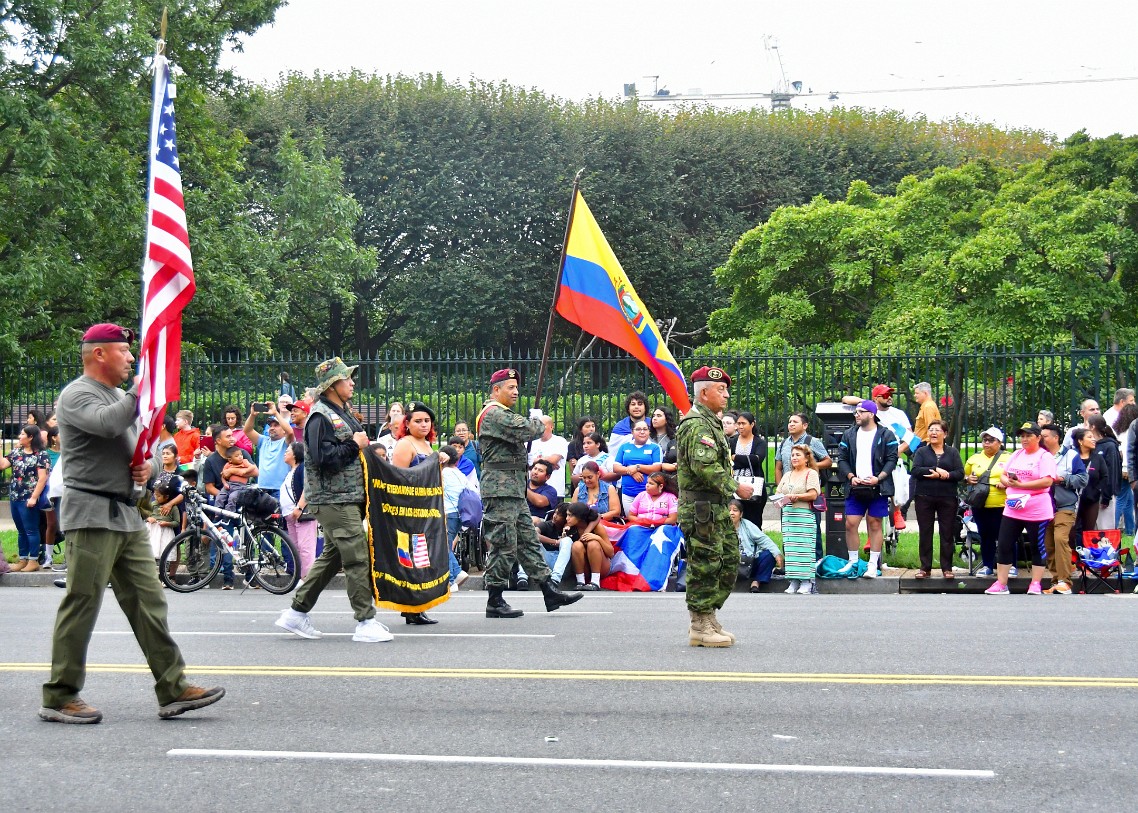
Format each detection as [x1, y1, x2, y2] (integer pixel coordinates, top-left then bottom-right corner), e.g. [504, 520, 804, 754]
[132, 52, 196, 466]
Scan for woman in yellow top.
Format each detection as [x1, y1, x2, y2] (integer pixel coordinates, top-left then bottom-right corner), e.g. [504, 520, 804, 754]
[963, 426, 1012, 577]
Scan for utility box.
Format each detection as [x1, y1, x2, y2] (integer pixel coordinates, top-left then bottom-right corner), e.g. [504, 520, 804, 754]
[815, 402, 856, 557]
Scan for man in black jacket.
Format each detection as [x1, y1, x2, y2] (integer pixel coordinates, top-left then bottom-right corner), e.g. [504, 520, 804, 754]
[837, 400, 899, 578]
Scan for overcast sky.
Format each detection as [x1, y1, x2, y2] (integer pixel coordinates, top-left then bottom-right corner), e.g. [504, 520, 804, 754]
[223, 0, 1138, 140]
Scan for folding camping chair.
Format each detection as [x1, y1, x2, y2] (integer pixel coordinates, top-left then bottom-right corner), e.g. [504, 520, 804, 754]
[1075, 528, 1130, 594]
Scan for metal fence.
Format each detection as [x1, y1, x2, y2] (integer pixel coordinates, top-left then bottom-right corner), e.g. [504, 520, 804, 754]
[1, 345, 1136, 443]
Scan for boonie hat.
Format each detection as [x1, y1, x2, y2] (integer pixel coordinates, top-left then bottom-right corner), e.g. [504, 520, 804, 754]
[313, 357, 358, 393]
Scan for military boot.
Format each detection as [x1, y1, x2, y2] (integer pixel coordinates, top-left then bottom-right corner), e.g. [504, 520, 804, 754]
[706, 611, 737, 644]
[688, 611, 732, 647]
[486, 586, 524, 619]
[539, 579, 583, 612]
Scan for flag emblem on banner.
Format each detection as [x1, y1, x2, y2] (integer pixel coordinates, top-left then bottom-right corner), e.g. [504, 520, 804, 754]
[396, 531, 431, 568]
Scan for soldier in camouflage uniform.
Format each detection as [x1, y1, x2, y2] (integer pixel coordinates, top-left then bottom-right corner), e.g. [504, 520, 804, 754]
[677, 366, 755, 647]
[477, 368, 582, 618]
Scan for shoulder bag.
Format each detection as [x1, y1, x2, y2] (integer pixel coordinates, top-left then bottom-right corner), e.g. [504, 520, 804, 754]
[963, 453, 1000, 509]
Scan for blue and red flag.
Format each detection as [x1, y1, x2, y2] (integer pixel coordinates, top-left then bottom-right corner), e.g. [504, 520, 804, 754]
[599, 521, 683, 592]
[556, 192, 691, 414]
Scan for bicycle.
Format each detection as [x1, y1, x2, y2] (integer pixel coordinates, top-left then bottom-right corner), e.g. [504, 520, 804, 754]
[158, 483, 300, 595]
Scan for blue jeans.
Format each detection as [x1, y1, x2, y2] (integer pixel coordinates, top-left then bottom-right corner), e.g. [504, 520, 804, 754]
[541, 539, 573, 583]
[1116, 482, 1136, 535]
[446, 513, 463, 584]
[11, 500, 43, 560]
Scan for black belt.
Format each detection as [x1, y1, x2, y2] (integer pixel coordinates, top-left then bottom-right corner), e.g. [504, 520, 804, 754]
[680, 490, 727, 505]
[67, 485, 137, 519]
[483, 460, 526, 472]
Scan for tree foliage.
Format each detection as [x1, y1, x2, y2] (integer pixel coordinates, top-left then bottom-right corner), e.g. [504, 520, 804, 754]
[2, 6, 1054, 362]
[711, 133, 1138, 351]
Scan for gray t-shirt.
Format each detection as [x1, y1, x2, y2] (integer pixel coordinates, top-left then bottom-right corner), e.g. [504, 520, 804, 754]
[56, 375, 144, 533]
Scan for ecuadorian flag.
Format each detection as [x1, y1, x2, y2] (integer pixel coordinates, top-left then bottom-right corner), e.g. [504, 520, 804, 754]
[556, 192, 691, 414]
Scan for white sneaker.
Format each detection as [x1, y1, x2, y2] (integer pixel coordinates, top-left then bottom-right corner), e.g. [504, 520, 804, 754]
[862, 566, 879, 579]
[785, 579, 800, 594]
[796, 581, 814, 595]
[1008, 566, 1019, 578]
[836, 561, 856, 575]
[275, 609, 322, 639]
[352, 618, 394, 643]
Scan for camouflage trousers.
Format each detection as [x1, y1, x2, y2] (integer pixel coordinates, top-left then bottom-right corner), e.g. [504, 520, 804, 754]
[482, 496, 552, 588]
[679, 501, 738, 613]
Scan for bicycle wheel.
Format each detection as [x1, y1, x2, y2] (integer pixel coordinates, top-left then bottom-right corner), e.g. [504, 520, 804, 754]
[250, 524, 301, 594]
[159, 528, 223, 592]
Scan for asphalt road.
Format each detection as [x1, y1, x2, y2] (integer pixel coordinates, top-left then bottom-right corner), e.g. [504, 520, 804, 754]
[3, 586, 1137, 812]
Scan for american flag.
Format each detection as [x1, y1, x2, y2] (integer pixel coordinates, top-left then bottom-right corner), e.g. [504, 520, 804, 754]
[411, 533, 431, 568]
[133, 52, 196, 466]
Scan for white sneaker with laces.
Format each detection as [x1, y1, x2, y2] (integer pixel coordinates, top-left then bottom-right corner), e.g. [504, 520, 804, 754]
[275, 609, 322, 639]
[1008, 566, 1019, 577]
[352, 618, 394, 643]
[862, 566, 879, 579]
[785, 579, 800, 594]
[796, 581, 814, 595]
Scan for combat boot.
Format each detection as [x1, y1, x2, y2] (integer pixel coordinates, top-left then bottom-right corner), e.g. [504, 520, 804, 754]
[706, 611, 737, 644]
[486, 586, 524, 619]
[688, 612, 732, 647]
[539, 579, 583, 612]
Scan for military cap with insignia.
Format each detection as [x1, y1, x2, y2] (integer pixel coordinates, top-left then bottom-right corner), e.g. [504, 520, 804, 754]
[490, 368, 520, 385]
[690, 366, 732, 387]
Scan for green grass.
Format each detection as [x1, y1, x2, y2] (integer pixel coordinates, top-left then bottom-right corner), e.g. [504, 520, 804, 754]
[2, 529, 60, 566]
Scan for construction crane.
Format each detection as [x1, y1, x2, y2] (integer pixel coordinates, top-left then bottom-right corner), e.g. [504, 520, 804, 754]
[626, 37, 1138, 111]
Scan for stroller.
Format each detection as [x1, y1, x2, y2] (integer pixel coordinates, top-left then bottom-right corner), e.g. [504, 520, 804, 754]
[955, 498, 982, 575]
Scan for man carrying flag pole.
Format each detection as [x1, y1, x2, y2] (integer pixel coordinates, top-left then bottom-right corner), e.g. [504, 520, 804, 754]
[39, 20, 223, 724]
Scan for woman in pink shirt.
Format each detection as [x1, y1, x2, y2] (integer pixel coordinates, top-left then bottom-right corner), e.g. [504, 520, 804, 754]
[627, 474, 678, 526]
[986, 422, 1058, 596]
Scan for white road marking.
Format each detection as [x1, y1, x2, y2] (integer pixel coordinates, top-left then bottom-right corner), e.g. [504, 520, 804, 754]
[92, 631, 553, 639]
[167, 748, 995, 779]
[216, 610, 611, 616]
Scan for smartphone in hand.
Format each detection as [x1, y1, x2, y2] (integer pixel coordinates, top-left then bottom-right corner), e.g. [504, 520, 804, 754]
[251, 402, 270, 413]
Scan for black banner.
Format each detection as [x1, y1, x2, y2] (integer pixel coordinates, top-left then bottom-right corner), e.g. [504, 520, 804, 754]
[362, 448, 452, 612]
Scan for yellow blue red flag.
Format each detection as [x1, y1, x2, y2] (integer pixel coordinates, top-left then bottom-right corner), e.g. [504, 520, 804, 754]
[556, 192, 691, 414]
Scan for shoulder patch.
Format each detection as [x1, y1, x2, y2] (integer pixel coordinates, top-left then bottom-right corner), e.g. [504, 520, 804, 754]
[699, 436, 716, 448]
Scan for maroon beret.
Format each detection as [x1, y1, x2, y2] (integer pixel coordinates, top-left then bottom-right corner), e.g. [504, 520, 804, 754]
[690, 366, 732, 386]
[490, 368, 520, 385]
[81, 323, 136, 343]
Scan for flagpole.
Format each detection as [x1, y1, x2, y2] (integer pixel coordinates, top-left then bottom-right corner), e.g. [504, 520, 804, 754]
[534, 167, 585, 411]
[132, 9, 167, 476]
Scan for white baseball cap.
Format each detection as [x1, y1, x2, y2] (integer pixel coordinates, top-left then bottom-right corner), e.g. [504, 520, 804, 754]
[980, 426, 1005, 443]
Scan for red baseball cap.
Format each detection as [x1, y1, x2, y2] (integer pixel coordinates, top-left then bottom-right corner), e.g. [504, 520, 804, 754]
[871, 384, 895, 398]
[81, 323, 135, 343]
[287, 400, 311, 415]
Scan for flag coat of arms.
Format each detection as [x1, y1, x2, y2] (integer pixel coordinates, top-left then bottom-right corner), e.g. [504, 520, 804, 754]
[363, 449, 451, 612]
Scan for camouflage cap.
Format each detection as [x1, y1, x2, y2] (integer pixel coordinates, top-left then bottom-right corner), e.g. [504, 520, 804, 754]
[313, 357, 358, 394]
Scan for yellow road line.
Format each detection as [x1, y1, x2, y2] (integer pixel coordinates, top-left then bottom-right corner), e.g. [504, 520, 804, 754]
[2, 663, 1137, 688]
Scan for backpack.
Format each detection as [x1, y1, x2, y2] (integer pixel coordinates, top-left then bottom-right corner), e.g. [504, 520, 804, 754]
[458, 488, 483, 528]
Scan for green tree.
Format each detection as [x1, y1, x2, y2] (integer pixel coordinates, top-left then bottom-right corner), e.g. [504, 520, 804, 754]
[0, 0, 284, 361]
[711, 136, 1138, 351]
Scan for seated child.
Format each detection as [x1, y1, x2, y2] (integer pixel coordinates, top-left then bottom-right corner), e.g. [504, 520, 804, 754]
[216, 445, 256, 512]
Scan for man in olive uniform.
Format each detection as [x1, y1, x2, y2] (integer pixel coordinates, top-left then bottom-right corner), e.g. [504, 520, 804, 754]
[477, 368, 582, 618]
[677, 366, 754, 647]
[275, 357, 393, 643]
[41, 323, 224, 724]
